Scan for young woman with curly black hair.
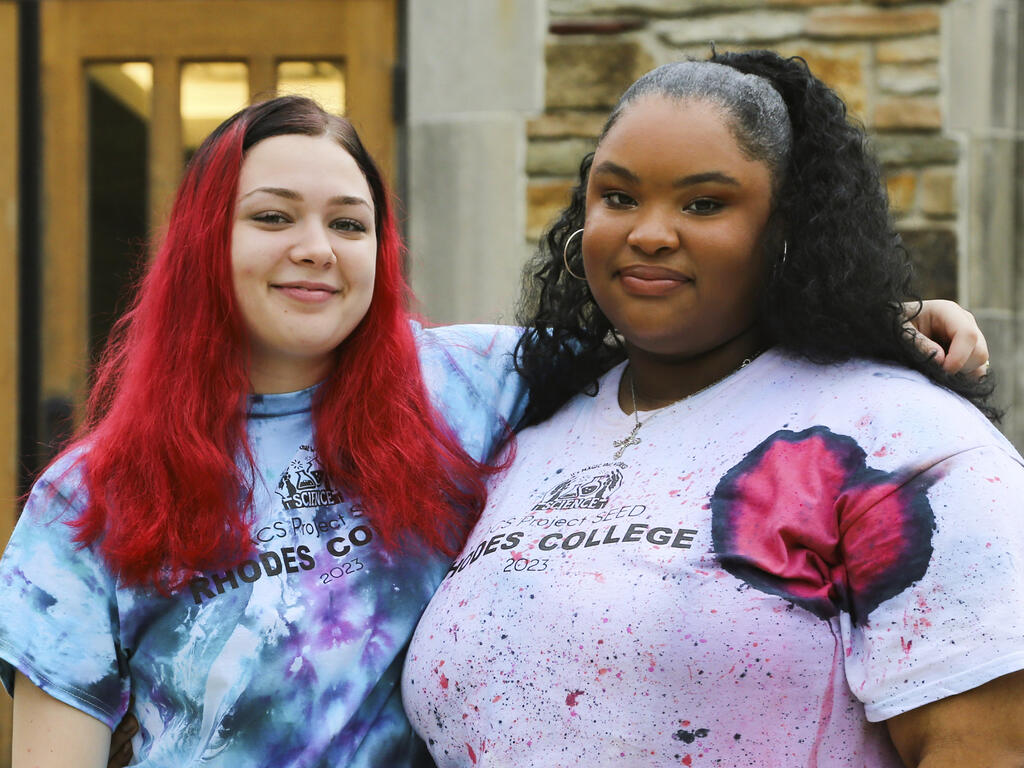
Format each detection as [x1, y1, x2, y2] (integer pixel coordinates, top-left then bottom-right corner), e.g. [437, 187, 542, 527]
[403, 51, 1024, 766]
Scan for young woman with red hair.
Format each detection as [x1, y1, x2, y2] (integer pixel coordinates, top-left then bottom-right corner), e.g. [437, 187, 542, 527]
[0, 96, 524, 768]
[0, 94, 989, 768]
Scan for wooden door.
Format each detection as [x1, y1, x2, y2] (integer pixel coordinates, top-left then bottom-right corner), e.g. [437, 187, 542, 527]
[0, 1, 18, 548]
[0, 0, 17, 755]
[4, 1, 396, 761]
[38, 0, 396, 445]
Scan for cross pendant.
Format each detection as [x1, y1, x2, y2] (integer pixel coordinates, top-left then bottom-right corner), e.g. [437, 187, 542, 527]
[612, 424, 642, 459]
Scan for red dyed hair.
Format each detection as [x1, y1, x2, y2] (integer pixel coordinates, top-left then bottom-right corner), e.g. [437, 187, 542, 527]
[65, 96, 493, 589]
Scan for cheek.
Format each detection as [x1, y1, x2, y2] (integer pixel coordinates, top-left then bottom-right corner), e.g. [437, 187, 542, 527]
[229, 259, 265, 318]
[230, 281, 262, 339]
[698, 219, 768, 277]
[360, 242, 379, 284]
[228, 253, 271, 342]
[230, 261, 258, 294]
[229, 229, 268, 290]
[346, 241, 378, 295]
[580, 218, 630, 321]
[580, 215, 620, 272]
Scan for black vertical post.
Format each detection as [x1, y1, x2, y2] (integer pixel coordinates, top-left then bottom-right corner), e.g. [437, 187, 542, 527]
[17, 0, 42, 497]
[394, 0, 409, 272]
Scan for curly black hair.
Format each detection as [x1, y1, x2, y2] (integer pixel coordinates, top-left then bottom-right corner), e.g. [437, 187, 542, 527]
[513, 49, 996, 429]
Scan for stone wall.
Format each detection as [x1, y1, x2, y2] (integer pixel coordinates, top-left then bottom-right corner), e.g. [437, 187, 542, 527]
[402, 0, 1020, 446]
[405, 0, 546, 325]
[528, 0, 961, 298]
[945, 0, 1023, 446]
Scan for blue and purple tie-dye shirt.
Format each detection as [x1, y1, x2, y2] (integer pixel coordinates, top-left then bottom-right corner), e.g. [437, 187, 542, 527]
[0, 323, 526, 768]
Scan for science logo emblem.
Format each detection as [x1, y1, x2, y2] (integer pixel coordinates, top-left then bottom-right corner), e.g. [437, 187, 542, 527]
[533, 464, 624, 511]
[276, 446, 343, 510]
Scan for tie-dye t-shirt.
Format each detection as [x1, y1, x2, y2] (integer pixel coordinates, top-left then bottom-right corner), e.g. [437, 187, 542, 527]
[0, 323, 525, 768]
[403, 351, 1024, 767]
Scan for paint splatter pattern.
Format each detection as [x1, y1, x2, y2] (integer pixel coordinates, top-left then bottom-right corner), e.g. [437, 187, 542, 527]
[404, 351, 1024, 767]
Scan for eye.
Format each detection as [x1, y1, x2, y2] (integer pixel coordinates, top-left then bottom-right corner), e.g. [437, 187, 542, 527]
[331, 218, 368, 233]
[601, 191, 637, 209]
[251, 211, 290, 225]
[685, 198, 723, 215]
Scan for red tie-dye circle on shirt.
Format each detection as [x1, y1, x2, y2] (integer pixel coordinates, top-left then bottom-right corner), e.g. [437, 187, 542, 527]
[710, 427, 935, 625]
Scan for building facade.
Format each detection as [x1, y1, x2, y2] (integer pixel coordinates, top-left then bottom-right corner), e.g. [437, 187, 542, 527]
[408, 0, 1024, 450]
[1, 0, 1021, 758]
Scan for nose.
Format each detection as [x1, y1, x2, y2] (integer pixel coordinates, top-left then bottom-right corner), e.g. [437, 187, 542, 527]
[626, 207, 679, 256]
[289, 220, 336, 267]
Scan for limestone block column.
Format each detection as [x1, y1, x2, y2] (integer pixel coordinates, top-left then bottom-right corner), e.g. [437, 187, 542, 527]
[405, 0, 546, 324]
[946, 0, 1023, 447]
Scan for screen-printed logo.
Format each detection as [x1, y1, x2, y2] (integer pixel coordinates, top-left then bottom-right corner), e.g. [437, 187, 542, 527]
[275, 446, 344, 510]
[532, 464, 623, 511]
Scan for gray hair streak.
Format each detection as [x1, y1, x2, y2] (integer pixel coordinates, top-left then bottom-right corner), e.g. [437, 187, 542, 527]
[602, 60, 793, 182]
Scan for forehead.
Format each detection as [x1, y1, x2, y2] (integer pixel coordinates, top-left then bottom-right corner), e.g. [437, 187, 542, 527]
[594, 96, 771, 182]
[238, 134, 371, 197]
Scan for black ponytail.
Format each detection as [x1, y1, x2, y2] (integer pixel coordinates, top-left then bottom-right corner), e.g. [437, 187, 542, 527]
[710, 50, 996, 418]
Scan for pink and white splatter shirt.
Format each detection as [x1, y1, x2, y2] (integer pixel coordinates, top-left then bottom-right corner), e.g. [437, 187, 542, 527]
[403, 351, 1024, 767]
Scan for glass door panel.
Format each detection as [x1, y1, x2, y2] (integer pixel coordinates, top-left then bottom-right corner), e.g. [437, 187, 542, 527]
[181, 61, 249, 160]
[87, 62, 152, 360]
[34, 0, 396, 468]
[276, 60, 345, 115]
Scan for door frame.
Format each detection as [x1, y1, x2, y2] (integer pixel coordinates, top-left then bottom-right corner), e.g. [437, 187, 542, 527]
[39, 0, 396, 424]
[0, 0, 18, 759]
[4, 2, 396, 756]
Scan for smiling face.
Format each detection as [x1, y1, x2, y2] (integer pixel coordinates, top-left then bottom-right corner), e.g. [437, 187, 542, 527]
[583, 96, 774, 363]
[231, 133, 377, 393]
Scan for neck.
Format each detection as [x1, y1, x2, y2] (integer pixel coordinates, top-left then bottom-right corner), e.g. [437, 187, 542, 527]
[619, 327, 765, 413]
[247, 356, 333, 395]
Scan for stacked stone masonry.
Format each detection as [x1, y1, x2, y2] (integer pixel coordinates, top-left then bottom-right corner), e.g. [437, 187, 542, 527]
[529, 0, 961, 299]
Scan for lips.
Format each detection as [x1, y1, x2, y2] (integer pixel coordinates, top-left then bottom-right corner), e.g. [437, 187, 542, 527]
[272, 281, 340, 303]
[617, 264, 691, 296]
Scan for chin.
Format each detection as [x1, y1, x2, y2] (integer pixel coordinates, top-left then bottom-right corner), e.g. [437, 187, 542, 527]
[622, 325, 736, 360]
[622, 336, 695, 360]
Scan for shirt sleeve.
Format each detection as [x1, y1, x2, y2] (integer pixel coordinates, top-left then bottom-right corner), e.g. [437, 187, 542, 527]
[841, 443, 1024, 722]
[0, 455, 129, 728]
[415, 323, 529, 462]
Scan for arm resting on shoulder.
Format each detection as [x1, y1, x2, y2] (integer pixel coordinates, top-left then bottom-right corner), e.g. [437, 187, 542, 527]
[12, 670, 112, 768]
[887, 670, 1024, 767]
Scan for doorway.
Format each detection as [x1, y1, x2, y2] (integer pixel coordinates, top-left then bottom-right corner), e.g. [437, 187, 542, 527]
[30, 0, 397, 473]
[3, 2, 397, 757]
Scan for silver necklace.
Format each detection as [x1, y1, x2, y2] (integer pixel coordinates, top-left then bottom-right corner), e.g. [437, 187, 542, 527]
[612, 353, 762, 460]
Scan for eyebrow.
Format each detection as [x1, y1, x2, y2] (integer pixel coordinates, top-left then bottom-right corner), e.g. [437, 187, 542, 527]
[239, 186, 372, 209]
[591, 161, 740, 189]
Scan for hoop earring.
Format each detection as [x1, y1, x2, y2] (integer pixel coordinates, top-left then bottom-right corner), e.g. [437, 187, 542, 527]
[781, 239, 788, 265]
[562, 228, 586, 280]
